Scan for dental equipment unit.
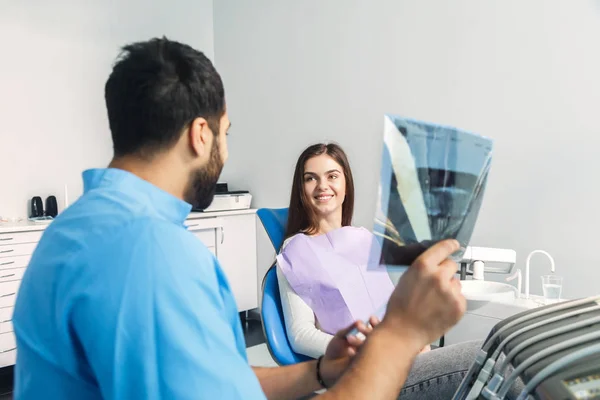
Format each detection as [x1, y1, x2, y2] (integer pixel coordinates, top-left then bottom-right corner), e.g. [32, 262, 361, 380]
[452, 296, 600, 400]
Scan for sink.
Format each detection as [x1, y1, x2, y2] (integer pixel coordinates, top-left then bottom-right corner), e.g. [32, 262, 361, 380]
[460, 280, 518, 311]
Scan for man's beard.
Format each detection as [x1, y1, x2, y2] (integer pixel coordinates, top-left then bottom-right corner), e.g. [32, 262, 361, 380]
[185, 139, 224, 210]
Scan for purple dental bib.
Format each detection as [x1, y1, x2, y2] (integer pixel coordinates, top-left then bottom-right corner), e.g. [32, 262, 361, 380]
[276, 226, 394, 335]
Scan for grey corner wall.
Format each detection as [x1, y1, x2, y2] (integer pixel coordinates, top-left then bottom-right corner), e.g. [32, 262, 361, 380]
[213, 0, 600, 299]
[0, 0, 215, 218]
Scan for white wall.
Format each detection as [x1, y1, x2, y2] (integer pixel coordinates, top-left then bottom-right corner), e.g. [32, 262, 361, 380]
[214, 0, 600, 299]
[0, 0, 215, 219]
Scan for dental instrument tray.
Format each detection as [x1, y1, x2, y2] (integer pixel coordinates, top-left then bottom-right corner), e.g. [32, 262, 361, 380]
[452, 296, 600, 400]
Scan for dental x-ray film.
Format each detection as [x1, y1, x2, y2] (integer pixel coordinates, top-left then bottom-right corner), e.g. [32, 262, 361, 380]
[368, 115, 493, 271]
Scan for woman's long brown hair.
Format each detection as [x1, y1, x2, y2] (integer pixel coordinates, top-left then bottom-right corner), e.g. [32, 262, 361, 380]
[283, 143, 355, 244]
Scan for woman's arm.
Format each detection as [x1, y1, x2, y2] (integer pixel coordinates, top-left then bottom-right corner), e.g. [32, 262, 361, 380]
[276, 266, 333, 358]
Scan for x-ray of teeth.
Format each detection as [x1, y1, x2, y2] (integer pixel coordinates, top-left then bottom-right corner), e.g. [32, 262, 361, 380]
[368, 115, 493, 271]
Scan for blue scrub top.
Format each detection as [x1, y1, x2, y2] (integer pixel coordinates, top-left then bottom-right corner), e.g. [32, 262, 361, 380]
[13, 168, 266, 400]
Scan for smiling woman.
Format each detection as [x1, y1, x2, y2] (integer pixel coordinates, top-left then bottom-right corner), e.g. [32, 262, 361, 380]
[271, 143, 484, 400]
[275, 143, 403, 358]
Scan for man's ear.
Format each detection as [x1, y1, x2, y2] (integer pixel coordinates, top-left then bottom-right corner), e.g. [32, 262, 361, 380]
[188, 117, 211, 158]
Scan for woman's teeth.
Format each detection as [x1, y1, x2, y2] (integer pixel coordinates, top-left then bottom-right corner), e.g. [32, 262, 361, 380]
[316, 195, 333, 201]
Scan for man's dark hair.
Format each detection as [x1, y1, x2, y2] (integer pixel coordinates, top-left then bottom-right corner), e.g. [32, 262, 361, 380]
[105, 37, 225, 158]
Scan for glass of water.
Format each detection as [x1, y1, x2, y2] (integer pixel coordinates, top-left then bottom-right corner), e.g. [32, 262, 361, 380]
[541, 275, 563, 304]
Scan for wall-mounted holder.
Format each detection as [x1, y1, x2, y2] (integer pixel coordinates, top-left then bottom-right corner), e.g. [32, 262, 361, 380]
[458, 246, 517, 280]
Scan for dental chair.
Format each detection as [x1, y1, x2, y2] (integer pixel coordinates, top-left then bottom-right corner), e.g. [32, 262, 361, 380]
[257, 208, 311, 365]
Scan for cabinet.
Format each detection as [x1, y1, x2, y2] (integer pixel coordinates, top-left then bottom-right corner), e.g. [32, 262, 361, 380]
[0, 228, 41, 368]
[444, 296, 548, 346]
[215, 213, 258, 312]
[0, 208, 258, 368]
[185, 210, 258, 312]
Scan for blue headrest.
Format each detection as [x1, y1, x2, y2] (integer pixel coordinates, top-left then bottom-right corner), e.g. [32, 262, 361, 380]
[257, 208, 289, 251]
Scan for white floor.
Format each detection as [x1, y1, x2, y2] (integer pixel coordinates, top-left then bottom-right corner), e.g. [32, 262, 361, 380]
[247, 343, 278, 367]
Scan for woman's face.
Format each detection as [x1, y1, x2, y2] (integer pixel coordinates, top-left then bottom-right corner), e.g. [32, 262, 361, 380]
[303, 154, 346, 221]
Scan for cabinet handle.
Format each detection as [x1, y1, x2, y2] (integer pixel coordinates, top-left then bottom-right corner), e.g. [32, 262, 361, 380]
[0, 249, 14, 254]
[220, 227, 225, 244]
[1, 347, 15, 353]
[0, 274, 15, 279]
[0, 293, 15, 298]
[0, 319, 11, 323]
[0, 261, 14, 266]
[0, 238, 13, 241]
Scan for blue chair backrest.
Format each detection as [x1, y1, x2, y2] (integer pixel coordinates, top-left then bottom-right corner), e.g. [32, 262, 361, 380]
[257, 207, 311, 365]
[256, 208, 289, 251]
[261, 266, 311, 365]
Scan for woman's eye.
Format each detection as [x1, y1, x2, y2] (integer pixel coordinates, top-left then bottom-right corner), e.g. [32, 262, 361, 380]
[329, 175, 338, 180]
[304, 176, 315, 182]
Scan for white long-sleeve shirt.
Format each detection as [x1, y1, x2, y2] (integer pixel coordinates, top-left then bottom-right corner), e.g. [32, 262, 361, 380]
[276, 234, 334, 358]
[276, 266, 333, 358]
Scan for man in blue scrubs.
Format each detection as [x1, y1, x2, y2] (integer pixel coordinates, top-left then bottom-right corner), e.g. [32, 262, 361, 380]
[13, 38, 468, 399]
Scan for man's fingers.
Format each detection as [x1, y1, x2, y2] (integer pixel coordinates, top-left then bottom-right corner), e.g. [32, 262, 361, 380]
[450, 275, 462, 292]
[439, 260, 466, 315]
[438, 259, 459, 282]
[346, 335, 364, 347]
[414, 239, 460, 271]
[336, 320, 364, 337]
[355, 320, 374, 336]
[369, 315, 380, 327]
[450, 277, 464, 303]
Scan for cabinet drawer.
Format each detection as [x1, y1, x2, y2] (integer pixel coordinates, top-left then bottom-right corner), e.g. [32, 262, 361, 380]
[0, 322, 16, 369]
[0, 308, 13, 334]
[0, 341, 16, 368]
[0, 243, 37, 258]
[0, 255, 31, 270]
[0, 268, 25, 283]
[0, 281, 20, 308]
[191, 229, 216, 249]
[0, 332, 16, 353]
[0, 231, 42, 246]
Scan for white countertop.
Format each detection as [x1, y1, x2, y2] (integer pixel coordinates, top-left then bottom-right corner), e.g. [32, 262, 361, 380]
[187, 208, 256, 219]
[0, 220, 50, 234]
[0, 208, 257, 234]
[467, 294, 567, 319]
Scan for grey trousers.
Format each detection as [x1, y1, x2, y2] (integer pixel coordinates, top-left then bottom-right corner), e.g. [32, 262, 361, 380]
[399, 339, 523, 399]
[399, 340, 481, 399]
[302, 340, 520, 399]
